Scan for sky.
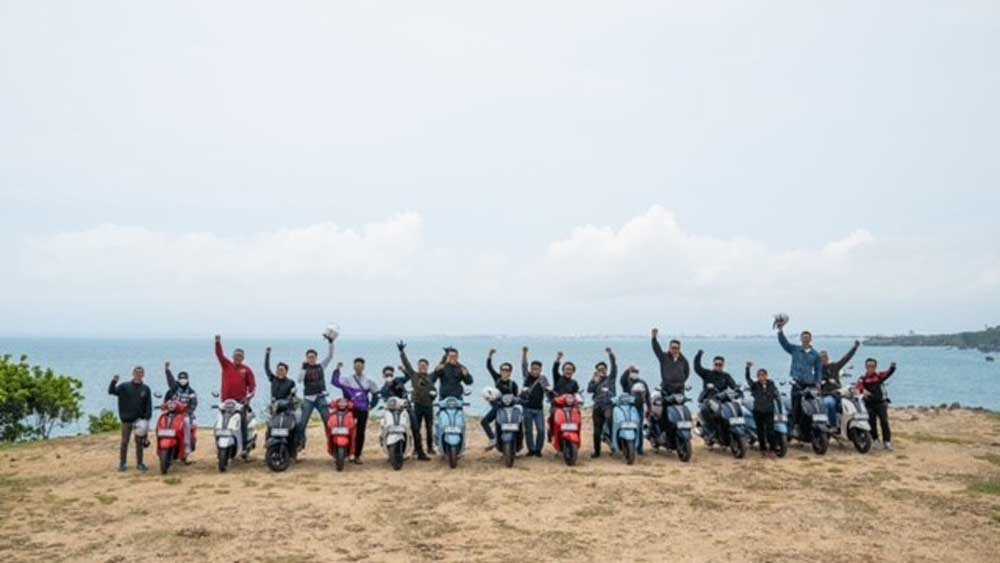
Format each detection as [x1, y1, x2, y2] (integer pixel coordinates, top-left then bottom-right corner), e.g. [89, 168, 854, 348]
[1, 1, 998, 337]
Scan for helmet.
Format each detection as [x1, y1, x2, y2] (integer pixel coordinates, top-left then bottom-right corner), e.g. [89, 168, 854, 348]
[323, 324, 339, 341]
[481, 387, 501, 403]
[631, 382, 646, 395]
[773, 313, 789, 329]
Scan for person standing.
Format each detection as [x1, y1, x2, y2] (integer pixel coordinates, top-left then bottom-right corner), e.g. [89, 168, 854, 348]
[297, 332, 336, 451]
[520, 347, 551, 458]
[108, 367, 153, 472]
[586, 348, 617, 458]
[331, 358, 380, 463]
[745, 362, 780, 458]
[399, 341, 434, 459]
[856, 359, 898, 451]
[773, 318, 822, 431]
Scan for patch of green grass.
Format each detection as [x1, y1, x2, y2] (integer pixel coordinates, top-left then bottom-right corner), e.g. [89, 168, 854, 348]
[213, 489, 230, 495]
[94, 494, 117, 505]
[897, 432, 971, 445]
[162, 477, 182, 485]
[688, 495, 723, 511]
[974, 454, 1000, 468]
[968, 476, 1000, 496]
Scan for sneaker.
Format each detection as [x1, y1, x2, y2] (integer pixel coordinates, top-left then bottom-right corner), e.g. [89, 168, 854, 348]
[118, 463, 127, 472]
[136, 463, 149, 472]
[427, 447, 437, 455]
[872, 441, 883, 450]
[760, 450, 768, 458]
[590, 452, 601, 459]
[884, 441, 894, 452]
[417, 454, 431, 461]
[352, 458, 363, 465]
[348, 455, 355, 462]
[766, 451, 777, 459]
[485, 440, 496, 452]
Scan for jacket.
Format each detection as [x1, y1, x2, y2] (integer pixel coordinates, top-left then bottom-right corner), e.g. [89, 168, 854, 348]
[108, 379, 152, 423]
[215, 340, 257, 402]
[777, 331, 823, 386]
[651, 337, 690, 393]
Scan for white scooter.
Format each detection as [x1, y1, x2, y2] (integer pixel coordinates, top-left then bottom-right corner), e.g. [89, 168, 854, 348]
[379, 396, 414, 471]
[212, 393, 258, 472]
[826, 381, 873, 454]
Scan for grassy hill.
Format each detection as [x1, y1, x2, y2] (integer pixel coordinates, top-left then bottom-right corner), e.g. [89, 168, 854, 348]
[866, 325, 1000, 353]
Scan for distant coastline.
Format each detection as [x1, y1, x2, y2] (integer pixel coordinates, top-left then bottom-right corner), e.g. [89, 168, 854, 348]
[865, 326, 1000, 353]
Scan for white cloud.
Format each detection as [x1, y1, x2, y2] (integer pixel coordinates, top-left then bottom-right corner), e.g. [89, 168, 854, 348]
[3, 205, 997, 336]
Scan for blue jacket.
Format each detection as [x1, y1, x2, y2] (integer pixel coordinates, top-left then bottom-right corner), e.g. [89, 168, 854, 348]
[778, 331, 823, 385]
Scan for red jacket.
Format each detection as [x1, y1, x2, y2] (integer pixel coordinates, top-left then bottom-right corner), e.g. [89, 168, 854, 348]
[855, 366, 896, 403]
[216, 340, 257, 402]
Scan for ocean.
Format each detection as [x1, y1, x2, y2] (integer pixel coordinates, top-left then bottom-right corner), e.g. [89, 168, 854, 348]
[1, 336, 997, 438]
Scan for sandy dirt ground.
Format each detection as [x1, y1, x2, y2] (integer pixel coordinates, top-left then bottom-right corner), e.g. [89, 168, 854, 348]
[1, 408, 999, 563]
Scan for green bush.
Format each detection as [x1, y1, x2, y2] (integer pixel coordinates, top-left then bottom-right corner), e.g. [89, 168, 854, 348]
[0, 355, 84, 442]
[88, 409, 121, 434]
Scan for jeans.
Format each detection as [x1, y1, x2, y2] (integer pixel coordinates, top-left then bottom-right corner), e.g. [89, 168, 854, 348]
[119, 421, 146, 466]
[299, 395, 330, 449]
[635, 405, 645, 454]
[866, 400, 891, 443]
[481, 406, 498, 441]
[523, 407, 545, 453]
[354, 410, 370, 458]
[754, 411, 777, 452]
[822, 395, 840, 429]
[182, 416, 195, 457]
[413, 404, 434, 453]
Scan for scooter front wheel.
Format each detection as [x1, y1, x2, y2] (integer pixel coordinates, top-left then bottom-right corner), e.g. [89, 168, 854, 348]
[730, 434, 748, 459]
[158, 448, 173, 475]
[850, 428, 872, 454]
[811, 430, 829, 456]
[390, 442, 405, 471]
[502, 441, 515, 468]
[775, 434, 789, 458]
[676, 437, 692, 463]
[334, 446, 347, 472]
[623, 440, 636, 465]
[446, 445, 459, 469]
[562, 442, 578, 466]
[266, 444, 291, 472]
[217, 447, 229, 473]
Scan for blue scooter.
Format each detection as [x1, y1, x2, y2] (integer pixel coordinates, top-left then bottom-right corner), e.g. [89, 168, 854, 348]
[435, 395, 470, 469]
[782, 383, 830, 455]
[741, 392, 790, 458]
[647, 386, 695, 462]
[698, 385, 750, 459]
[601, 394, 642, 465]
[494, 393, 524, 468]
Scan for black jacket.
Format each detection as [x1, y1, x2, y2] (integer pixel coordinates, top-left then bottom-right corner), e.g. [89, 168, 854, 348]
[164, 367, 198, 414]
[487, 357, 520, 397]
[432, 360, 473, 400]
[264, 350, 297, 401]
[821, 342, 860, 394]
[745, 367, 780, 414]
[586, 352, 618, 409]
[380, 374, 411, 400]
[652, 337, 690, 393]
[619, 368, 652, 411]
[108, 379, 152, 423]
[551, 361, 580, 397]
[400, 350, 435, 407]
[520, 359, 551, 410]
[693, 351, 738, 400]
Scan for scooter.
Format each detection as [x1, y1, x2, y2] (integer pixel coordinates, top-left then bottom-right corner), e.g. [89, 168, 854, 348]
[782, 383, 830, 455]
[741, 392, 790, 458]
[212, 393, 258, 473]
[824, 377, 873, 454]
[494, 393, 524, 468]
[435, 395, 470, 469]
[379, 396, 414, 471]
[647, 387, 694, 462]
[550, 393, 583, 466]
[154, 394, 192, 475]
[602, 394, 642, 465]
[698, 385, 749, 459]
[326, 397, 357, 472]
[264, 398, 300, 472]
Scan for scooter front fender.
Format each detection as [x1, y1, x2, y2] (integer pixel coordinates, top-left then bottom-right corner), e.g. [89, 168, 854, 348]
[619, 429, 636, 443]
[849, 419, 871, 432]
[217, 437, 234, 449]
[500, 431, 518, 443]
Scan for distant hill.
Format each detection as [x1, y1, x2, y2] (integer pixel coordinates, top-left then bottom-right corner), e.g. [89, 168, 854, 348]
[865, 325, 1000, 353]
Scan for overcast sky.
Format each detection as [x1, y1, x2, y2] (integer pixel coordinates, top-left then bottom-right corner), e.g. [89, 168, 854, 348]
[1, 1, 997, 337]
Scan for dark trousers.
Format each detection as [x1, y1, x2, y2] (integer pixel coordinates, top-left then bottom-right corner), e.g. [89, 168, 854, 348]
[355, 410, 369, 458]
[866, 401, 891, 443]
[413, 404, 435, 452]
[635, 405, 645, 454]
[481, 406, 498, 441]
[119, 422, 145, 466]
[407, 409, 426, 456]
[592, 407, 609, 454]
[754, 411, 777, 452]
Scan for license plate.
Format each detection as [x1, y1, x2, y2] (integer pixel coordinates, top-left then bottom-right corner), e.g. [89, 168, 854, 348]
[270, 428, 289, 437]
[387, 425, 407, 434]
[215, 429, 232, 437]
[501, 423, 520, 431]
[620, 422, 638, 429]
[812, 414, 828, 423]
[676, 421, 692, 429]
[728, 417, 744, 425]
[561, 423, 578, 431]
[774, 415, 787, 422]
[445, 426, 462, 434]
[157, 429, 176, 438]
[331, 427, 349, 436]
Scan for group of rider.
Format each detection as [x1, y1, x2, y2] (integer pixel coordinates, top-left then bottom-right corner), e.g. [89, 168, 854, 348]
[108, 318, 899, 471]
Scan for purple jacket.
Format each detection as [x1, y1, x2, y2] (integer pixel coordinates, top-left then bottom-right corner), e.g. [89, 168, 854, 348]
[331, 369, 379, 412]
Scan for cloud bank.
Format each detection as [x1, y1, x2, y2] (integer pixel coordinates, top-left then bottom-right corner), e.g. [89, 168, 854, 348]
[4, 206, 997, 336]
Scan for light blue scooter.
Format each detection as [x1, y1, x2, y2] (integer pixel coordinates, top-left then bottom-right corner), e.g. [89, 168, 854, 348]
[602, 394, 642, 465]
[434, 396, 469, 469]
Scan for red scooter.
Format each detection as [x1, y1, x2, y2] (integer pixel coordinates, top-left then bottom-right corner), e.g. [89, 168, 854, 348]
[155, 397, 194, 474]
[326, 397, 357, 471]
[550, 393, 583, 466]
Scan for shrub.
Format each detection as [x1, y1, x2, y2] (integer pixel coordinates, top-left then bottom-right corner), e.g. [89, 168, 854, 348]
[88, 409, 121, 434]
[0, 355, 84, 441]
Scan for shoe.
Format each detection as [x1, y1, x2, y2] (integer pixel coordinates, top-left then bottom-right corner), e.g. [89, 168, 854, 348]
[872, 441, 883, 450]
[766, 451, 777, 459]
[884, 442, 894, 452]
[417, 454, 431, 461]
[427, 447, 437, 455]
[118, 463, 127, 472]
[348, 455, 355, 461]
[183, 460, 193, 466]
[760, 451, 768, 458]
[590, 452, 601, 459]
[485, 440, 496, 452]
[352, 458, 363, 465]
[136, 464, 149, 472]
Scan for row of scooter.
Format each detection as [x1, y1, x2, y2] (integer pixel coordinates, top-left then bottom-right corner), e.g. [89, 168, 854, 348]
[149, 377, 874, 475]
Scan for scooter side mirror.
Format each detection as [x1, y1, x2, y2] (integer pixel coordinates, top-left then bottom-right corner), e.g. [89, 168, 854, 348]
[212, 391, 220, 398]
[154, 392, 163, 399]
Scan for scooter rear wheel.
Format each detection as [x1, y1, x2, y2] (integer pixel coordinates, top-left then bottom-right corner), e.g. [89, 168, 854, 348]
[502, 441, 515, 468]
[562, 442, 578, 466]
[811, 431, 829, 456]
[623, 441, 636, 465]
[266, 444, 291, 472]
[158, 449, 173, 475]
[334, 446, 347, 472]
[676, 437, 692, 463]
[850, 428, 872, 454]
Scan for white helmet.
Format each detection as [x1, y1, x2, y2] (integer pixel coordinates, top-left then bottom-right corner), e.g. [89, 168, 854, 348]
[323, 324, 340, 341]
[481, 387, 501, 403]
[773, 313, 790, 329]
[631, 382, 647, 395]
